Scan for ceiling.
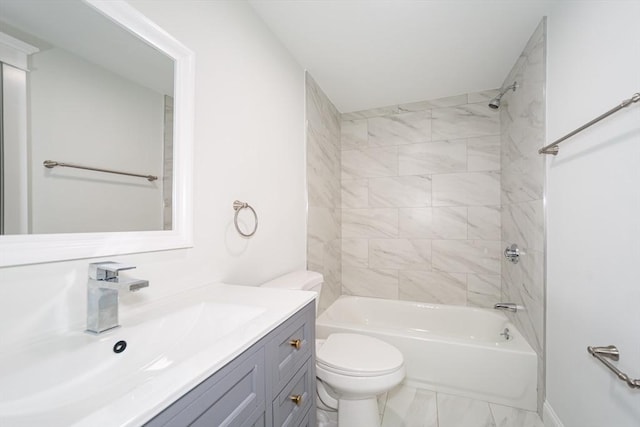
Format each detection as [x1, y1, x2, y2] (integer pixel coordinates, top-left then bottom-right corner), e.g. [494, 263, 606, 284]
[249, 0, 552, 113]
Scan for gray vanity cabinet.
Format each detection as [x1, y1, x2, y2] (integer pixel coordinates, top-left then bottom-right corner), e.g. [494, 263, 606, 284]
[145, 302, 315, 427]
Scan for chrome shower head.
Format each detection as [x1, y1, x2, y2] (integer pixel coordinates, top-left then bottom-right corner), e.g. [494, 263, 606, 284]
[488, 81, 518, 110]
[488, 96, 502, 109]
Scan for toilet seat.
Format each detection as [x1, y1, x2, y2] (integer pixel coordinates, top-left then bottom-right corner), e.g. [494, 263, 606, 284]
[316, 333, 403, 377]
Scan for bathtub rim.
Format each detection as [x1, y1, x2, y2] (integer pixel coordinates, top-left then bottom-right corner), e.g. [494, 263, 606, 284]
[317, 295, 536, 354]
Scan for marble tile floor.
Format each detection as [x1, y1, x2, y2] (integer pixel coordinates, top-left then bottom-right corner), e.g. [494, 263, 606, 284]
[377, 383, 544, 427]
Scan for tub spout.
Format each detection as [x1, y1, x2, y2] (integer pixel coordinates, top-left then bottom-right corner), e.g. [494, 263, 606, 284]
[494, 302, 518, 312]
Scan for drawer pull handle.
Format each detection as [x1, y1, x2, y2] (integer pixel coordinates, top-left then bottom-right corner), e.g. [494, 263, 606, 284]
[290, 394, 303, 405]
[289, 339, 302, 350]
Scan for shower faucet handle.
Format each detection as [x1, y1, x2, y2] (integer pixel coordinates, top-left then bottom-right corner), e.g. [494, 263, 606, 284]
[504, 244, 520, 264]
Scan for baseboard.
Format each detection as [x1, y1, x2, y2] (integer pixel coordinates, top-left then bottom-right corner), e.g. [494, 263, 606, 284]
[543, 401, 564, 427]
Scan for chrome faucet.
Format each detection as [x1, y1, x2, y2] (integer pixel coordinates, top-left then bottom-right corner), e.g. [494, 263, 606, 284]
[494, 302, 518, 313]
[86, 261, 149, 334]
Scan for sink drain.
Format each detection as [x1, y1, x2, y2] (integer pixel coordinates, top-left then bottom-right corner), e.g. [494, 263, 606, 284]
[113, 340, 127, 354]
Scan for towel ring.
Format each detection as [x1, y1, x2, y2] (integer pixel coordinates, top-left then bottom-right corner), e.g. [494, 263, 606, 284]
[233, 200, 258, 238]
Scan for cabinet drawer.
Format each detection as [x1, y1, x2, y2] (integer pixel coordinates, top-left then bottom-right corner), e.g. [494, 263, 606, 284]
[268, 302, 315, 392]
[297, 407, 315, 427]
[250, 412, 266, 427]
[146, 347, 265, 427]
[272, 359, 314, 427]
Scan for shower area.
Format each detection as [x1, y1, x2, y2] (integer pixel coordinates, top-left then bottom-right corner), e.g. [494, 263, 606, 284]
[306, 19, 546, 413]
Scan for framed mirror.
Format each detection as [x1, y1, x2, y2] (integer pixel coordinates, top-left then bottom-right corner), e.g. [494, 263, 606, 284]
[0, 0, 194, 266]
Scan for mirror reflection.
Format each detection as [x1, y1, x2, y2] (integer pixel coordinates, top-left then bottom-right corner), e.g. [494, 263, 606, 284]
[0, 0, 175, 234]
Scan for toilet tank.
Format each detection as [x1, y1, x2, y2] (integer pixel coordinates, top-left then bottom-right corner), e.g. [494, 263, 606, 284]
[261, 270, 323, 298]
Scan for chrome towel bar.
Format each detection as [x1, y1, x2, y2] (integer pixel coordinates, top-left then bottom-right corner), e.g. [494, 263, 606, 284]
[587, 345, 640, 389]
[539, 92, 640, 155]
[43, 160, 158, 182]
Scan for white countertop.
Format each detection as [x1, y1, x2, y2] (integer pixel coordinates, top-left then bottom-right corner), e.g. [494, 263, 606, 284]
[0, 283, 315, 427]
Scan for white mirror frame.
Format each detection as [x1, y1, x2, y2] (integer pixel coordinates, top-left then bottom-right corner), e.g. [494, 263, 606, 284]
[0, 0, 194, 267]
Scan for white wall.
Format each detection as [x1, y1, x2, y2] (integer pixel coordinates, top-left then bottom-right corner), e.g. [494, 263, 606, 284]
[0, 0, 306, 347]
[29, 47, 164, 233]
[546, 2, 640, 426]
[1, 64, 28, 234]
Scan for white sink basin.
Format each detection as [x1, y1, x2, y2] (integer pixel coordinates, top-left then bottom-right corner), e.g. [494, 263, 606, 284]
[0, 301, 263, 415]
[0, 284, 314, 427]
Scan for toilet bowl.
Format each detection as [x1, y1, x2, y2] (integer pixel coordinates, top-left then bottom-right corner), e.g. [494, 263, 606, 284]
[261, 271, 405, 427]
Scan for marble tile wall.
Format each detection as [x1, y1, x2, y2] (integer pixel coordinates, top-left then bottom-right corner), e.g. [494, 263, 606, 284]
[499, 19, 547, 414]
[340, 90, 502, 308]
[306, 74, 342, 314]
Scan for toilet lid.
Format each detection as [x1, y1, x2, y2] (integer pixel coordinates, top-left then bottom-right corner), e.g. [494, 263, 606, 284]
[316, 333, 403, 377]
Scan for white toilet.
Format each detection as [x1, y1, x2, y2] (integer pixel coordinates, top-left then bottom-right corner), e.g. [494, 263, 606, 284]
[262, 271, 405, 427]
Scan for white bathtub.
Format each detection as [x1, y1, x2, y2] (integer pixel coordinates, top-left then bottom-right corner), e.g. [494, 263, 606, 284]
[316, 296, 537, 411]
